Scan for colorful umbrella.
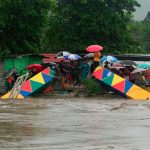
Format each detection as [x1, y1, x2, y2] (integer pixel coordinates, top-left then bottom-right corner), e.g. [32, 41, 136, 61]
[110, 63, 124, 69]
[56, 51, 71, 58]
[86, 45, 103, 53]
[64, 54, 81, 60]
[27, 64, 44, 74]
[100, 56, 118, 63]
[120, 60, 137, 66]
[84, 53, 94, 58]
[131, 68, 146, 74]
[137, 63, 150, 69]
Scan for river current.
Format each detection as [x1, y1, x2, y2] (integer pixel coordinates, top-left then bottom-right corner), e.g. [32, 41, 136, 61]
[0, 97, 150, 150]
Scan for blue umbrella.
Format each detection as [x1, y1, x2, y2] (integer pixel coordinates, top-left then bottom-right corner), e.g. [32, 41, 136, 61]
[56, 51, 71, 58]
[100, 55, 118, 63]
[137, 63, 150, 69]
[64, 54, 81, 60]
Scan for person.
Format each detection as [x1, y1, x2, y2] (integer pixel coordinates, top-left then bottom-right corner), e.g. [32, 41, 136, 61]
[87, 58, 93, 78]
[135, 71, 148, 86]
[71, 61, 81, 86]
[90, 62, 95, 74]
[122, 67, 130, 80]
[145, 69, 150, 84]
[64, 63, 73, 86]
[12, 68, 19, 82]
[80, 60, 89, 80]
[104, 61, 109, 69]
[93, 51, 101, 71]
[58, 61, 66, 88]
[6, 75, 14, 91]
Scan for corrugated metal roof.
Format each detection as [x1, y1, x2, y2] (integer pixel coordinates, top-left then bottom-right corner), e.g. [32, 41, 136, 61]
[5, 54, 48, 58]
[41, 54, 70, 63]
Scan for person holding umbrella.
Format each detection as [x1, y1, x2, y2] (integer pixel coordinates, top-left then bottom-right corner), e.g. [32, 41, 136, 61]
[86, 45, 103, 71]
[93, 51, 101, 69]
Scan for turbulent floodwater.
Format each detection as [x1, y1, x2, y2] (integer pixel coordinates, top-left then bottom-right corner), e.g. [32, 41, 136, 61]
[0, 97, 150, 150]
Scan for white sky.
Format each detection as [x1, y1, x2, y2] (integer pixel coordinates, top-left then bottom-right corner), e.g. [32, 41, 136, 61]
[134, 0, 150, 20]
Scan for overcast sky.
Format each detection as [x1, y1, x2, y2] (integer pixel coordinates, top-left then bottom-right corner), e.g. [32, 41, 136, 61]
[134, 0, 150, 20]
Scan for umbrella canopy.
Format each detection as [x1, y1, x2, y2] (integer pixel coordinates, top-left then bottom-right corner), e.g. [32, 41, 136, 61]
[137, 63, 150, 69]
[86, 45, 103, 53]
[84, 53, 94, 58]
[131, 68, 146, 74]
[64, 54, 81, 60]
[120, 60, 137, 66]
[27, 64, 44, 74]
[100, 55, 118, 63]
[110, 63, 124, 69]
[56, 51, 71, 58]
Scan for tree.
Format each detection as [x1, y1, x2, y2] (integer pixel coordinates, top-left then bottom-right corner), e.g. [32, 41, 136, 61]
[144, 11, 150, 22]
[143, 12, 150, 53]
[129, 11, 150, 54]
[45, 0, 140, 54]
[0, 0, 51, 58]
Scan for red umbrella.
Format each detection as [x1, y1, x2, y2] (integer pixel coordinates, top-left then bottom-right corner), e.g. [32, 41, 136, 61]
[86, 45, 103, 53]
[27, 64, 44, 74]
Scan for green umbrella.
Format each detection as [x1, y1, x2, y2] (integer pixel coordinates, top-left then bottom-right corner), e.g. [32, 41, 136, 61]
[137, 63, 150, 69]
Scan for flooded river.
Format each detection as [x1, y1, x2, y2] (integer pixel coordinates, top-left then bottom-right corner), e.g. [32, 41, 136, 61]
[0, 97, 150, 150]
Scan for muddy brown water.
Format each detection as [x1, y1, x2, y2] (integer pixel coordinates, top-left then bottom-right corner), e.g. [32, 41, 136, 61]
[0, 97, 150, 150]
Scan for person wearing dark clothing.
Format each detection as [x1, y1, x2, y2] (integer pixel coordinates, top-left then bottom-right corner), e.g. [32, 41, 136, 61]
[64, 64, 73, 86]
[58, 61, 67, 87]
[71, 61, 80, 86]
[90, 63, 95, 74]
[6, 76, 14, 91]
[104, 61, 109, 69]
[80, 61, 89, 80]
[12, 68, 19, 81]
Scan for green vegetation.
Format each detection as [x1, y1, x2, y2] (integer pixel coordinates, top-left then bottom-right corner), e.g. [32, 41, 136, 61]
[1, 0, 149, 58]
[46, 0, 140, 54]
[83, 78, 102, 96]
[129, 11, 150, 53]
[0, 0, 51, 57]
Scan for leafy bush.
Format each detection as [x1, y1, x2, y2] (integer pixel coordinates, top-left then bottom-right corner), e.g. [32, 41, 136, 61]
[83, 78, 102, 96]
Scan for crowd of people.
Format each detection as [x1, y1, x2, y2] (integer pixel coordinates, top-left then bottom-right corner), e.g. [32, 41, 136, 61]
[104, 62, 149, 86]
[55, 59, 91, 87]
[4, 51, 150, 91]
